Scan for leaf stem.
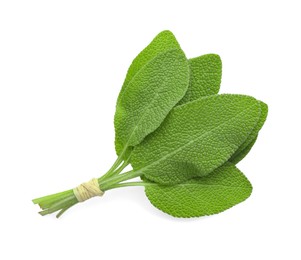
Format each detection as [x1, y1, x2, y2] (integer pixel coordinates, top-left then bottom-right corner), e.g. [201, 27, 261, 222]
[56, 202, 77, 218]
[104, 181, 154, 191]
[39, 196, 76, 216]
[33, 150, 141, 217]
[99, 170, 142, 191]
[98, 156, 123, 182]
[111, 160, 128, 175]
[98, 147, 131, 182]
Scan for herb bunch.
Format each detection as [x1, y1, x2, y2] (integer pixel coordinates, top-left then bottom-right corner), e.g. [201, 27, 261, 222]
[33, 31, 268, 218]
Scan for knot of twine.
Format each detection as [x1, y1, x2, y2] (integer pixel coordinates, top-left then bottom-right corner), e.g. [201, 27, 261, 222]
[73, 178, 104, 202]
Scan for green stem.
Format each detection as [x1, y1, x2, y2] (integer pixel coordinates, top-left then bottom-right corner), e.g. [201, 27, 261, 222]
[39, 196, 76, 216]
[32, 189, 71, 205]
[33, 170, 143, 217]
[104, 181, 154, 191]
[99, 170, 142, 191]
[98, 156, 123, 182]
[33, 149, 142, 217]
[56, 202, 77, 218]
[98, 147, 132, 182]
[110, 161, 127, 176]
[110, 154, 131, 176]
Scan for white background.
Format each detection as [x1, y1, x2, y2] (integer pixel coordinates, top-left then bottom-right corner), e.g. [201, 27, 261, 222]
[1, 1, 300, 259]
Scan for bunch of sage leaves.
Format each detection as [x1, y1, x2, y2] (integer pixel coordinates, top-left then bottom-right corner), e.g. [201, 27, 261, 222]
[33, 31, 267, 218]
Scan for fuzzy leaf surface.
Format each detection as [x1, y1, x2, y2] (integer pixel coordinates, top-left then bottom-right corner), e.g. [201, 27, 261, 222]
[145, 162, 252, 218]
[114, 30, 181, 157]
[117, 30, 180, 107]
[114, 49, 189, 155]
[131, 94, 261, 184]
[229, 101, 268, 164]
[230, 135, 258, 164]
[178, 54, 222, 105]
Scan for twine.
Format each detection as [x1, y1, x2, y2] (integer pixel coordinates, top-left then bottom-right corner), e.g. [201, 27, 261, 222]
[73, 178, 104, 202]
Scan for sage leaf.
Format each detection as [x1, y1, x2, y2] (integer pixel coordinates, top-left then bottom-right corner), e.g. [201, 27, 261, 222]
[131, 94, 261, 184]
[229, 101, 268, 164]
[114, 48, 189, 156]
[139, 53, 223, 183]
[144, 162, 252, 218]
[175, 57, 267, 164]
[114, 30, 182, 158]
[178, 54, 222, 105]
[119, 30, 180, 96]
[230, 135, 258, 164]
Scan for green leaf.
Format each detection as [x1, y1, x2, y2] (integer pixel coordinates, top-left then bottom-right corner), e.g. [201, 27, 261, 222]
[178, 54, 222, 105]
[114, 48, 190, 156]
[114, 30, 184, 158]
[229, 101, 268, 164]
[230, 135, 258, 164]
[144, 162, 252, 218]
[117, 30, 180, 106]
[131, 94, 261, 184]
[138, 53, 222, 183]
